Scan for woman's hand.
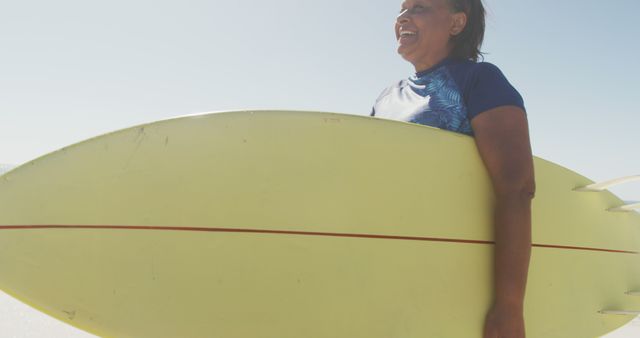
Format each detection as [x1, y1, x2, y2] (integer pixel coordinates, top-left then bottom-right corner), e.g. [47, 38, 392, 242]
[483, 303, 526, 338]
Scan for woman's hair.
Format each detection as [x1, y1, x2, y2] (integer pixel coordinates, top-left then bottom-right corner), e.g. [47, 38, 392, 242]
[447, 0, 486, 62]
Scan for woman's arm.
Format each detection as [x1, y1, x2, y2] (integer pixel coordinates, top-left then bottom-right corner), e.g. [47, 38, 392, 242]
[470, 105, 535, 338]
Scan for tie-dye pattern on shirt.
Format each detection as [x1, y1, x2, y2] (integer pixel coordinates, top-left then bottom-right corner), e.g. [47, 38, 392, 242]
[372, 66, 473, 136]
[408, 67, 472, 135]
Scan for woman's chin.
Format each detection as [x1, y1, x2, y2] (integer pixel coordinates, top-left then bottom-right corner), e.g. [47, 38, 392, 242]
[397, 48, 417, 65]
[397, 46, 410, 58]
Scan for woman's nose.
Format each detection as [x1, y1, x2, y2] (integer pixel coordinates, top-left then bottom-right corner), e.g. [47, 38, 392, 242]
[397, 9, 410, 23]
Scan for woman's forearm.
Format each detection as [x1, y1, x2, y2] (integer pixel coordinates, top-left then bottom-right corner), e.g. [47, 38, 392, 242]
[493, 191, 532, 308]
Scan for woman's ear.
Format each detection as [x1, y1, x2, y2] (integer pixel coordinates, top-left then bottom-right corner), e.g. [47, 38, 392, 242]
[450, 12, 468, 36]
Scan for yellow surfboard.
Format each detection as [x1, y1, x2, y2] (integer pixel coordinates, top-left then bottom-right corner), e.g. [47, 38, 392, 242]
[0, 110, 639, 338]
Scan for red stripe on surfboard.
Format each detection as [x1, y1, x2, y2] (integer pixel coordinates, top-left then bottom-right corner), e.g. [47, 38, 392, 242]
[0, 225, 637, 255]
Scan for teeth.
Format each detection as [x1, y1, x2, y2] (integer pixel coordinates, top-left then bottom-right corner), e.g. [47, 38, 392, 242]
[400, 31, 416, 36]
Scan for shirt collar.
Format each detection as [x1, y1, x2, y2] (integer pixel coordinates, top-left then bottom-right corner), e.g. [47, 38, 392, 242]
[414, 57, 454, 78]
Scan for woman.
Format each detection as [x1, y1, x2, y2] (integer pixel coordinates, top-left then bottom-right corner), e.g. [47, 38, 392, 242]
[371, 1, 535, 337]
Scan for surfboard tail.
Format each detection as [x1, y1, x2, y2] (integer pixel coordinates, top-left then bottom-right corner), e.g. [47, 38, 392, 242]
[574, 175, 640, 192]
[573, 175, 640, 213]
[607, 202, 640, 212]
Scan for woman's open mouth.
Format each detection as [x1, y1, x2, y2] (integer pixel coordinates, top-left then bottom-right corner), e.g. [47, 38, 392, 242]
[398, 30, 417, 44]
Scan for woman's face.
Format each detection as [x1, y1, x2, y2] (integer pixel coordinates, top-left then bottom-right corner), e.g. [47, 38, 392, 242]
[396, 0, 466, 71]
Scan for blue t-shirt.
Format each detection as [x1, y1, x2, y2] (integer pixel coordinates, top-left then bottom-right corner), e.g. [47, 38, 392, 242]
[370, 58, 525, 136]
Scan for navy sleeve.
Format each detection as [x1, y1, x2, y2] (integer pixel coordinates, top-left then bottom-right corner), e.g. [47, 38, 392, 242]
[465, 62, 526, 120]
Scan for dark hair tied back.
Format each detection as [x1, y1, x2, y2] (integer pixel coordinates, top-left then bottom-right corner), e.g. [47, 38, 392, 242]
[448, 0, 485, 62]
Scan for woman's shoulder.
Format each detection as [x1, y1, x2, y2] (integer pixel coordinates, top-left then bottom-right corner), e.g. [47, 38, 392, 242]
[449, 59, 525, 118]
[448, 58, 507, 79]
[446, 59, 518, 95]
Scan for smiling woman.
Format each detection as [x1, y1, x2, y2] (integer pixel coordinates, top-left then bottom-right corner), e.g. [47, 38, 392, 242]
[370, 1, 535, 338]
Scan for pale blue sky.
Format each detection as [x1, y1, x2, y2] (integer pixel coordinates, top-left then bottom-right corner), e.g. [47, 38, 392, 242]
[0, 0, 639, 335]
[1, 0, 638, 200]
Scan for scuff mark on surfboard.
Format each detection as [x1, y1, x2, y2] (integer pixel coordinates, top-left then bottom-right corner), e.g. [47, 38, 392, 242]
[123, 127, 148, 170]
[323, 117, 341, 124]
[134, 127, 147, 146]
[62, 309, 76, 320]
